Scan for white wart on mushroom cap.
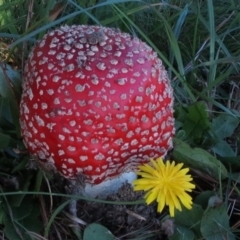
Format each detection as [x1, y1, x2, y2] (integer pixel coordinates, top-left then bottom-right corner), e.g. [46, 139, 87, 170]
[20, 25, 175, 184]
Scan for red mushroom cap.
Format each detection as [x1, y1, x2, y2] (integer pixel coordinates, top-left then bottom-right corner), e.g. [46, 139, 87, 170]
[20, 25, 174, 184]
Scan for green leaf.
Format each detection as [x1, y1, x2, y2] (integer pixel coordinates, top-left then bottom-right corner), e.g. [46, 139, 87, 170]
[228, 172, 240, 183]
[175, 120, 183, 132]
[175, 129, 187, 140]
[194, 191, 216, 210]
[174, 204, 203, 237]
[182, 102, 210, 139]
[3, 214, 23, 240]
[200, 205, 235, 240]
[0, 63, 22, 100]
[3, 198, 42, 240]
[212, 114, 239, 139]
[0, 97, 15, 128]
[11, 197, 33, 221]
[0, 64, 21, 136]
[174, 204, 203, 227]
[212, 140, 235, 157]
[0, 133, 11, 148]
[83, 223, 115, 240]
[173, 138, 228, 180]
[19, 202, 42, 236]
[169, 225, 195, 240]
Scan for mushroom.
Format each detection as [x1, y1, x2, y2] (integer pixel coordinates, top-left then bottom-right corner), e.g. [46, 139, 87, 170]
[20, 25, 175, 198]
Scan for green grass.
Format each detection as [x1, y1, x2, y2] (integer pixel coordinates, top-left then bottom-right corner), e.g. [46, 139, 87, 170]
[0, 0, 240, 239]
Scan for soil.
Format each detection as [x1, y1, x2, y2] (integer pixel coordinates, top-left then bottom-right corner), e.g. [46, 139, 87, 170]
[76, 183, 168, 239]
[43, 173, 171, 239]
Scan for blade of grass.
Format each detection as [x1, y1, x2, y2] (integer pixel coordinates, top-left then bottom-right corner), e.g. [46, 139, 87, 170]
[169, 4, 189, 78]
[0, 191, 145, 205]
[68, 0, 101, 25]
[8, 0, 140, 49]
[112, 4, 196, 102]
[207, 0, 216, 85]
[190, 4, 239, 72]
[44, 199, 72, 238]
[192, 89, 240, 118]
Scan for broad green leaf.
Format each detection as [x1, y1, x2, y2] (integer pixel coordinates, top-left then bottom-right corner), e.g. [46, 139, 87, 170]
[0, 133, 11, 148]
[174, 204, 203, 237]
[174, 204, 203, 228]
[175, 129, 187, 140]
[194, 191, 216, 210]
[19, 202, 42, 236]
[3, 214, 23, 240]
[173, 138, 228, 180]
[3, 200, 42, 240]
[83, 223, 115, 240]
[182, 102, 210, 139]
[212, 114, 239, 139]
[169, 225, 195, 240]
[0, 64, 21, 136]
[212, 140, 235, 157]
[0, 63, 21, 100]
[200, 204, 235, 240]
[228, 172, 240, 183]
[0, 97, 13, 127]
[11, 196, 33, 221]
[0, 97, 21, 139]
[175, 120, 183, 132]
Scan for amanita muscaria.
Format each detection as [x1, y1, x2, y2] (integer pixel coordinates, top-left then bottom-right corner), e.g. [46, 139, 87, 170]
[20, 25, 175, 197]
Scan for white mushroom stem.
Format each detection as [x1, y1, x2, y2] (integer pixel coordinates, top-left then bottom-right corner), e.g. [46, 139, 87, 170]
[67, 179, 84, 217]
[81, 171, 137, 199]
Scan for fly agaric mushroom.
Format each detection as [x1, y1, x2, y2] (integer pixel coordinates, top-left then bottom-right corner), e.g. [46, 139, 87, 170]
[20, 25, 174, 198]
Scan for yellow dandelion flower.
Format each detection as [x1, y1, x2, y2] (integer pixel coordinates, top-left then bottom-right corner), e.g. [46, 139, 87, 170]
[133, 158, 195, 217]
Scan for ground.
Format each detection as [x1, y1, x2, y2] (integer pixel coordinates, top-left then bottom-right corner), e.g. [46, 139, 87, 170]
[77, 183, 166, 239]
